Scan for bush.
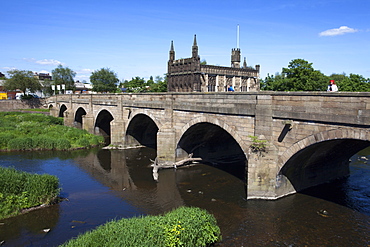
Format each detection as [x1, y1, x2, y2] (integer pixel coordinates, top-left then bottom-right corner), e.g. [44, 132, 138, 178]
[60, 207, 221, 247]
[0, 167, 60, 219]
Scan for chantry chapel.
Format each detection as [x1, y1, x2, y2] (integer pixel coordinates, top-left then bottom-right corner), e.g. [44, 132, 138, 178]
[167, 35, 260, 92]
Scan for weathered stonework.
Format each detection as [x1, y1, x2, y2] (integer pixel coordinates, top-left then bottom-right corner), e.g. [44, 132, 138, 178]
[46, 91, 370, 200]
[167, 35, 260, 92]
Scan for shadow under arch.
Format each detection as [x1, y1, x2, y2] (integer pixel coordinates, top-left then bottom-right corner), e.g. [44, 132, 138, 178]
[59, 104, 67, 117]
[279, 138, 370, 193]
[95, 109, 114, 145]
[177, 122, 246, 181]
[126, 113, 159, 149]
[74, 107, 87, 129]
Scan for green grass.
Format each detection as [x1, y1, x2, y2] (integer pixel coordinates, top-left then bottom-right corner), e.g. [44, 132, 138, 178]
[60, 206, 221, 247]
[0, 167, 60, 220]
[0, 112, 105, 151]
[18, 108, 50, 112]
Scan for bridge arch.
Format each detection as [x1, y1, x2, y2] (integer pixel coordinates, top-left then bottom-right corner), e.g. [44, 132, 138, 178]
[74, 107, 87, 129]
[95, 109, 114, 144]
[278, 128, 370, 193]
[126, 113, 159, 149]
[178, 116, 247, 151]
[59, 104, 67, 118]
[177, 116, 247, 163]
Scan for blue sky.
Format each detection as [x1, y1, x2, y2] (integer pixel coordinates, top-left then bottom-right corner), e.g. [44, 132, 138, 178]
[1, 0, 369, 83]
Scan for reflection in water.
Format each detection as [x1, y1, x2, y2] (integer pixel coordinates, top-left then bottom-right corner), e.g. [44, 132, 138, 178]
[0, 147, 369, 246]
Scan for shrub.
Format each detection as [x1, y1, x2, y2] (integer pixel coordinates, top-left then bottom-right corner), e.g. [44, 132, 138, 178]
[77, 137, 90, 147]
[60, 207, 221, 247]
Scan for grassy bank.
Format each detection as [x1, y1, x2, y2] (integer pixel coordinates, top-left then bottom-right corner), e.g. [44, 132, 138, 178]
[0, 167, 60, 220]
[61, 207, 221, 247]
[0, 112, 104, 151]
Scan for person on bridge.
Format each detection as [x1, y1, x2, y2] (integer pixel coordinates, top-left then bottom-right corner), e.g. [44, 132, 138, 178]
[327, 80, 338, 92]
[227, 85, 235, 92]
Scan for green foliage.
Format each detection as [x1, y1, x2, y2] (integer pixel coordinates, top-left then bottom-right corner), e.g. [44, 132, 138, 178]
[261, 59, 328, 91]
[77, 137, 90, 147]
[0, 112, 104, 151]
[330, 73, 370, 92]
[3, 69, 42, 94]
[122, 75, 167, 92]
[90, 68, 119, 93]
[261, 58, 370, 92]
[0, 167, 59, 219]
[52, 65, 76, 91]
[249, 135, 267, 153]
[60, 206, 221, 247]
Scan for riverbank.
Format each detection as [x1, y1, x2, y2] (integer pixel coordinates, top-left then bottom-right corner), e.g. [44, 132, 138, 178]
[0, 112, 104, 151]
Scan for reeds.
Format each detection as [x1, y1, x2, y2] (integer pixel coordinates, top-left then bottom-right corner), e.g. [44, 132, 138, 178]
[60, 206, 221, 247]
[0, 167, 59, 219]
[0, 112, 104, 151]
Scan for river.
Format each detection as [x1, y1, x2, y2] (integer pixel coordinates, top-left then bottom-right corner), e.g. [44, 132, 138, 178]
[0, 147, 369, 246]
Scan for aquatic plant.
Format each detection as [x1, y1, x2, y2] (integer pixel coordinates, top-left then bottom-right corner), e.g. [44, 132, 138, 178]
[0, 112, 104, 151]
[60, 206, 221, 247]
[0, 167, 60, 219]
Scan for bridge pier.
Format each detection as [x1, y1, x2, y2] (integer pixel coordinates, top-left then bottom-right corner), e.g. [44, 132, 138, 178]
[111, 119, 126, 146]
[82, 115, 95, 133]
[157, 129, 177, 162]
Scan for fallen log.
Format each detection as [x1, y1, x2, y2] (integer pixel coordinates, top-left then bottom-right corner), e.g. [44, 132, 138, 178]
[150, 154, 202, 169]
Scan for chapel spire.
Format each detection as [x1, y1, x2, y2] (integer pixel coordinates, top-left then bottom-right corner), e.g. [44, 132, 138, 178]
[169, 40, 175, 61]
[192, 34, 198, 58]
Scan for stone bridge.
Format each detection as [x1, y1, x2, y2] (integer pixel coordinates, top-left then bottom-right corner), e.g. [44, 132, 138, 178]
[46, 92, 370, 200]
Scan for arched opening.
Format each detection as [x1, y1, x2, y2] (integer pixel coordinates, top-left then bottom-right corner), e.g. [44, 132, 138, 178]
[126, 114, 158, 149]
[177, 122, 246, 180]
[280, 139, 370, 192]
[74, 107, 86, 129]
[95, 110, 114, 145]
[59, 105, 67, 118]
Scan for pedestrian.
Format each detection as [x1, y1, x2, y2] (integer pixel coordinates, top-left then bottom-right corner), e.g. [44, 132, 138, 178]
[327, 80, 338, 92]
[227, 85, 235, 92]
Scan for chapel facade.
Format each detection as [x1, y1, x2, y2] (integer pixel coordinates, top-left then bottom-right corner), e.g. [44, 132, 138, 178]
[167, 35, 260, 92]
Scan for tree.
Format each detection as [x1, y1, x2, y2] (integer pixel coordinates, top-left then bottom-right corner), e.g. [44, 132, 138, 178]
[90, 68, 119, 93]
[122, 76, 147, 92]
[52, 65, 76, 91]
[330, 73, 370, 92]
[261, 59, 328, 91]
[149, 76, 167, 92]
[3, 70, 41, 95]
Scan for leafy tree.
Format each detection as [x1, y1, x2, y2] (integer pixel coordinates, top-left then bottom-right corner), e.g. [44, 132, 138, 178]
[51, 65, 76, 91]
[201, 59, 207, 65]
[3, 70, 41, 95]
[282, 59, 328, 91]
[90, 68, 119, 93]
[329, 73, 370, 92]
[149, 76, 167, 92]
[122, 76, 147, 92]
[261, 59, 328, 91]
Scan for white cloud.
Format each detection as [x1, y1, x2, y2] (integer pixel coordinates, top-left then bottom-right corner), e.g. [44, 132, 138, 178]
[23, 58, 63, 66]
[319, 26, 358, 36]
[76, 68, 94, 74]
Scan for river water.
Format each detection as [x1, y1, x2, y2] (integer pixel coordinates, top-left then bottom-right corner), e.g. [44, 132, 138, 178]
[0, 147, 369, 246]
